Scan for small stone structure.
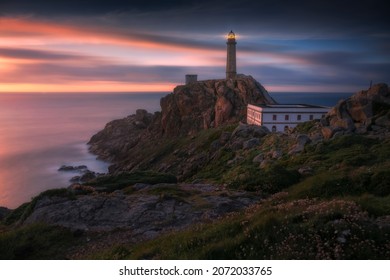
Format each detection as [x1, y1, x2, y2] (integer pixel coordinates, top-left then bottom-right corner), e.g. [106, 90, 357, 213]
[185, 74, 198, 85]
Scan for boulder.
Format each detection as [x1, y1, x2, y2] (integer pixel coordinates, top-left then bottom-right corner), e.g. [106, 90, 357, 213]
[252, 153, 264, 163]
[298, 166, 314, 176]
[219, 132, 231, 144]
[321, 126, 334, 140]
[322, 83, 390, 136]
[243, 138, 260, 149]
[375, 115, 390, 128]
[296, 134, 311, 146]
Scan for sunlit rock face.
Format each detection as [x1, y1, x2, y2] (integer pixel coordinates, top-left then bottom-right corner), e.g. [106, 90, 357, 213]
[160, 74, 276, 136]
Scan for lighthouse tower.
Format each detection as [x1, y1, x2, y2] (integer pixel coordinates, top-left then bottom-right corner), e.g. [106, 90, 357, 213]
[226, 30, 237, 80]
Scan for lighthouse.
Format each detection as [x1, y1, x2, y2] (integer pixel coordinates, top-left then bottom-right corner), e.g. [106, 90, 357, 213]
[226, 30, 237, 80]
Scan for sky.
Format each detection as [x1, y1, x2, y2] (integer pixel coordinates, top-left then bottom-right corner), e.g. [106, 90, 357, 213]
[0, 0, 389, 93]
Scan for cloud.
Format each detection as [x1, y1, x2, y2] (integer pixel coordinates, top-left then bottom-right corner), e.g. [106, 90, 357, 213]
[0, 0, 389, 93]
[0, 47, 83, 60]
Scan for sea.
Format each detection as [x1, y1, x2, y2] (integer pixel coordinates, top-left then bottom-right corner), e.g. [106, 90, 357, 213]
[0, 91, 351, 209]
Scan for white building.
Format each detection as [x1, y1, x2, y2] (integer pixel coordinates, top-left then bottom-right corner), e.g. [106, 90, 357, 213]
[247, 103, 329, 132]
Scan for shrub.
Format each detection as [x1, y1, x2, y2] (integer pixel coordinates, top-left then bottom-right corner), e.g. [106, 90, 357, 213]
[0, 224, 78, 259]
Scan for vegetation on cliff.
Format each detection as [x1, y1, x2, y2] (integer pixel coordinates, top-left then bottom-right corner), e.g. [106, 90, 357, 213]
[1, 81, 389, 260]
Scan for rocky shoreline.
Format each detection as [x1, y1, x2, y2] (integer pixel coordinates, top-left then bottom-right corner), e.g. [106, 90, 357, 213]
[58, 164, 105, 184]
[1, 77, 389, 259]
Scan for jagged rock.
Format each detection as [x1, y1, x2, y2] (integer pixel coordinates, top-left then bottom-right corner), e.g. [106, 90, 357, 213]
[298, 166, 314, 176]
[88, 111, 155, 162]
[58, 165, 87, 172]
[289, 134, 311, 154]
[80, 171, 97, 182]
[271, 150, 283, 159]
[322, 83, 390, 136]
[375, 115, 390, 128]
[23, 184, 259, 233]
[134, 121, 147, 129]
[232, 123, 269, 139]
[252, 154, 264, 163]
[160, 75, 276, 136]
[0, 206, 11, 220]
[219, 132, 231, 144]
[70, 176, 81, 183]
[332, 130, 345, 139]
[230, 139, 244, 151]
[260, 159, 272, 169]
[215, 95, 233, 127]
[243, 138, 260, 149]
[296, 134, 311, 146]
[321, 126, 334, 140]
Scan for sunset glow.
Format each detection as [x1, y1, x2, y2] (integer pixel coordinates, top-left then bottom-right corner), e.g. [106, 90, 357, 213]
[0, 0, 388, 93]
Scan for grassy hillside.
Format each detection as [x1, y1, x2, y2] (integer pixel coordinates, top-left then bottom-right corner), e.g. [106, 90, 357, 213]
[1, 125, 389, 259]
[86, 132, 390, 259]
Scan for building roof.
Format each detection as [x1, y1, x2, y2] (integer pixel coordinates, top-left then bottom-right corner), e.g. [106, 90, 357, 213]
[249, 103, 330, 109]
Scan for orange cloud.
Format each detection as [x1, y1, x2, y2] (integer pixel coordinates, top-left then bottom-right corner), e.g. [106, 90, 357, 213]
[0, 17, 221, 55]
[0, 16, 227, 92]
[0, 81, 175, 93]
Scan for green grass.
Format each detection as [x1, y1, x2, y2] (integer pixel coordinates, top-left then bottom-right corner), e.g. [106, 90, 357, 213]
[88, 196, 390, 260]
[355, 194, 390, 217]
[0, 223, 79, 259]
[4, 188, 74, 225]
[294, 120, 318, 134]
[4, 123, 390, 260]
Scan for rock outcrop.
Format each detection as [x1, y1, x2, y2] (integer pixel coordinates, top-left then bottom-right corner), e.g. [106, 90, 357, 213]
[161, 75, 276, 136]
[23, 184, 259, 236]
[320, 83, 390, 139]
[89, 74, 275, 164]
[0, 206, 11, 221]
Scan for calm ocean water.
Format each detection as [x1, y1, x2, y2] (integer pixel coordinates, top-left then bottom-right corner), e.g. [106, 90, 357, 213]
[0, 93, 165, 208]
[0, 91, 350, 208]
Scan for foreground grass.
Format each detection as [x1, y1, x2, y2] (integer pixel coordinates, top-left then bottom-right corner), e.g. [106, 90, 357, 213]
[88, 134, 390, 260]
[0, 223, 80, 259]
[2, 131, 390, 260]
[90, 194, 389, 260]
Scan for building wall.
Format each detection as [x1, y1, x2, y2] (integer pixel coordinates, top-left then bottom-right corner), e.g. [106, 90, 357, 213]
[247, 104, 262, 126]
[185, 75, 198, 85]
[247, 104, 329, 132]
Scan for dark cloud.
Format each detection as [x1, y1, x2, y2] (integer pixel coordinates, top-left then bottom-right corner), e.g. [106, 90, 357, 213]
[1, 0, 388, 34]
[0, 0, 194, 15]
[0, 47, 83, 60]
[243, 54, 390, 89]
[1, 0, 388, 91]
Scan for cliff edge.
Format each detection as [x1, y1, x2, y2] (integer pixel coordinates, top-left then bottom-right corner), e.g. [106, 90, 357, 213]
[161, 74, 276, 136]
[89, 74, 276, 163]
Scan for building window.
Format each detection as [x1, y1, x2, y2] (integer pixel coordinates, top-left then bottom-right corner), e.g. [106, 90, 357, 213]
[272, 126, 277, 132]
[285, 115, 289, 121]
[322, 114, 325, 118]
[297, 115, 301, 121]
[309, 114, 314, 120]
[272, 115, 277, 121]
[284, 125, 289, 132]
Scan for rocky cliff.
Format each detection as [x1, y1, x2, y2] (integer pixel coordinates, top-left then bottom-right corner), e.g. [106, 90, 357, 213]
[89, 74, 276, 164]
[319, 83, 390, 139]
[160, 74, 276, 136]
[2, 83, 390, 260]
